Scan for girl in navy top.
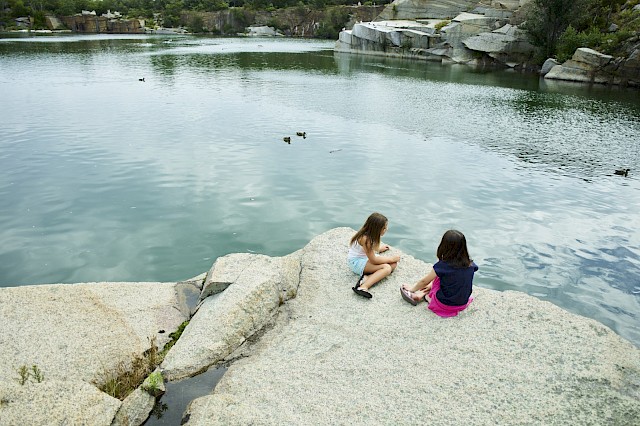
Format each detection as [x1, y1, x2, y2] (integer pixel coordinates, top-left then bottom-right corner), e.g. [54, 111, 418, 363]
[400, 230, 477, 317]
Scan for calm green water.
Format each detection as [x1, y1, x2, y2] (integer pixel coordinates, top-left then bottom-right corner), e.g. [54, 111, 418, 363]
[1, 34, 639, 346]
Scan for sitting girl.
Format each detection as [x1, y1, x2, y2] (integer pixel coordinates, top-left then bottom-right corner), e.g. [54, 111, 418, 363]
[347, 212, 400, 299]
[400, 229, 477, 317]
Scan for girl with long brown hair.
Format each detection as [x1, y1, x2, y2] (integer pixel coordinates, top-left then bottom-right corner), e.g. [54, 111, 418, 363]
[347, 212, 400, 299]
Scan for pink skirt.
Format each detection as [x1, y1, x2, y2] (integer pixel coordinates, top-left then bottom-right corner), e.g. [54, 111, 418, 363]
[427, 277, 473, 317]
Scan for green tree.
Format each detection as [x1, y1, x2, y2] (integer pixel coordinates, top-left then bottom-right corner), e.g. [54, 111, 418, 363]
[315, 5, 348, 39]
[163, 0, 183, 26]
[522, 0, 589, 59]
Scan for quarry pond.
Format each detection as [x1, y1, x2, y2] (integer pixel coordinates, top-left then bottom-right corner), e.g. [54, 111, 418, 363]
[0, 34, 639, 346]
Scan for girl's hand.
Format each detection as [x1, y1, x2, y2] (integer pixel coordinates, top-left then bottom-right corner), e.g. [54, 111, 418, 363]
[379, 243, 390, 253]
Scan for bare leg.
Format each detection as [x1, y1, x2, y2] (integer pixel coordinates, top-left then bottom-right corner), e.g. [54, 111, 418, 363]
[359, 262, 393, 290]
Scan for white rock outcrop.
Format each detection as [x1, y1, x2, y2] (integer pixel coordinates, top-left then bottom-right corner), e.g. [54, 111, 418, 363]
[439, 12, 505, 63]
[336, 7, 536, 66]
[245, 25, 281, 36]
[183, 227, 640, 425]
[462, 23, 536, 66]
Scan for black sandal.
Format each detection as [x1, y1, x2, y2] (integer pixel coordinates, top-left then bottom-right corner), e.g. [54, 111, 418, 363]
[352, 286, 372, 299]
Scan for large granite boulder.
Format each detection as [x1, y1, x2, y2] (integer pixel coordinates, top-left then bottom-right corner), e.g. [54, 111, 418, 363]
[0, 282, 189, 425]
[0, 380, 120, 425]
[161, 251, 302, 380]
[183, 227, 640, 425]
[545, 47, 614, 84]
[462, 23, 537, 66]
[540, 57, 560, 75]
[0, 282, 187, 384]
[438, 12, 505, 63]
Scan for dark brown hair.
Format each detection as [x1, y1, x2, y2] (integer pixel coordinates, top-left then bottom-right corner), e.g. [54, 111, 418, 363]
[351, 212, 388, 252]
[437, 229, 472, 268]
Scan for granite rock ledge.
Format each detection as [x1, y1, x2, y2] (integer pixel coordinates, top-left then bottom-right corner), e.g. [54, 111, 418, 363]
[1, 227, 639, 425]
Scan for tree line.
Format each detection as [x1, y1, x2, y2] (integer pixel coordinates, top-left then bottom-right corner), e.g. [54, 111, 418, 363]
[1, 0, 638, 62]
[523, 0, 639, 62]
[0, 0, 380, 23]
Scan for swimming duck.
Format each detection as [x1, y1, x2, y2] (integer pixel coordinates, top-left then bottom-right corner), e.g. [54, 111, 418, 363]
[139, 77, 145, 82]
[283, 137, 291, 144]
[296, 132, 306, 138]
[614, 168, 630, 177]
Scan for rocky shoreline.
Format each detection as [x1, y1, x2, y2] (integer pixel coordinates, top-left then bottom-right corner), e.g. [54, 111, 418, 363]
[1, 227, 639, 425]
[335, 0, 640, 88]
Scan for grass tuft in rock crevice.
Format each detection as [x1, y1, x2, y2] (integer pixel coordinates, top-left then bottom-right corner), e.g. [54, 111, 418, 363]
[96, 321, 189, 400]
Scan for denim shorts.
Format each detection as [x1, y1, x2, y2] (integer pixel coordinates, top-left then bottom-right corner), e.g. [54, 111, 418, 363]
[347, 257, 367, 276]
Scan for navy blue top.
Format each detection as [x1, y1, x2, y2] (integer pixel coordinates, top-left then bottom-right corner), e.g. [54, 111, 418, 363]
[433, 260, 478, 306]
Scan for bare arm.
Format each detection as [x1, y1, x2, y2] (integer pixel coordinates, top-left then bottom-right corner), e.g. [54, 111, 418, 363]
[362, 237, 400, 265]
[407, 268, 437, 292]
[377, 242, 390, 252]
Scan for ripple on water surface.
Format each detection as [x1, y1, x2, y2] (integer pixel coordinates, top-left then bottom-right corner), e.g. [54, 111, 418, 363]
[0, 36, 639, 347]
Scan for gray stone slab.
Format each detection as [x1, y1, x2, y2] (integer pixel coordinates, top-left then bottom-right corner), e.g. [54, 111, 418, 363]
[161, 252, 302, 380]
[0, 282, 187, 384]
[0, 380, 120, 426]
[112, 387, 156, 426]
[183, 228, 640, 425]
[201, 253, 264, 299]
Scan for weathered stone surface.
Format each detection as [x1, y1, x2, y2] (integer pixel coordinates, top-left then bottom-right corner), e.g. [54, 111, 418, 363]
[60, 15, 144, 33]
[183, 227, 640, 425]
[540, 57, 560, 75]
[112, 387, 155, 426]
[471, 6, 513, 18]
[462, 24, 536, 64]
[161, 252, 302, 380]
[378, 0, 478, 20]
[180, 272, 206, 290]
[545, 48, 618, 84]
[338, 29, 353, 45]
[336, 4, 540, 65]
[572, 47, 613, 67]
[441, 13, 505, 62]
[201, 253, 258, 299]
[245, 25, 280, 36]
[352, 22, 394, 44]
[337, 21, 439, 54]
[0, 282, 188, 385]
[0, 380, 120, 426]
[176, 280, 203, 317]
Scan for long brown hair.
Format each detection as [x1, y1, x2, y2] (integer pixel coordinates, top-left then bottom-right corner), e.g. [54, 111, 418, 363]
[437, 229, 472, 268]
[351, 212, 388, 252]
